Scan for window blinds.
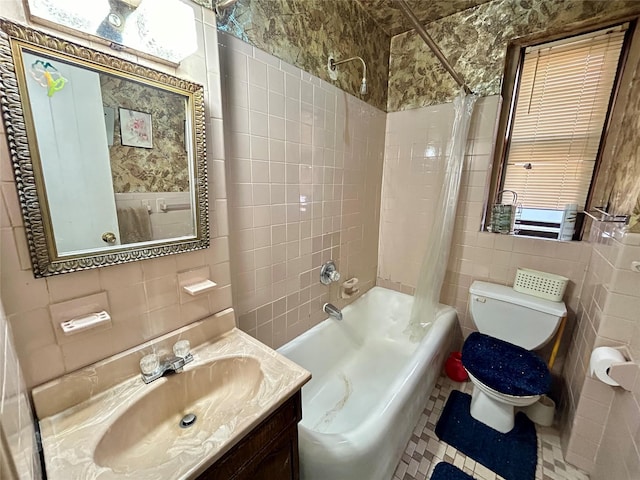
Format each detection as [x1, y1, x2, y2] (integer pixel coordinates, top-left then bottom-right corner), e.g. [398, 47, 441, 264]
[503, 26, 626, 210]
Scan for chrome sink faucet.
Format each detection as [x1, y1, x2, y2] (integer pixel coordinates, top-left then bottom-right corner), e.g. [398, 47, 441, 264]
[140, 340, 193, 384]
[323, 303, 343, 321]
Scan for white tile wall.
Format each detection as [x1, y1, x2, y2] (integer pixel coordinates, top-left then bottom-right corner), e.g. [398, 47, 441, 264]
[378, 97, 590, 347]
[561, 224, 640, 476]
[0, 1, 231, 386]
[219, 32, 386, 348]
[115, 192, 194, 241]
[0, 301, 41, 480]
[379, 103, 457, 288]
[0, 0, 230, 475]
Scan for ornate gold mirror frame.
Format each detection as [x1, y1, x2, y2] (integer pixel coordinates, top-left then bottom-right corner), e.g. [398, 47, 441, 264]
[0, 18, 209, 277]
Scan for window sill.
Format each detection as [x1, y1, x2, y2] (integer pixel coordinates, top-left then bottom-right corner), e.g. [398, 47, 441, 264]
[481, 230, 582, 242]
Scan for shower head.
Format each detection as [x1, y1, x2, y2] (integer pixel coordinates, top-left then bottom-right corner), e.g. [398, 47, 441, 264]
[329, 55, 368, 96]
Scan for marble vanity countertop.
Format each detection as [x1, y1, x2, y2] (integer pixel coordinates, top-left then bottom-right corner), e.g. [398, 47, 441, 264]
[37, 327, 311, 480]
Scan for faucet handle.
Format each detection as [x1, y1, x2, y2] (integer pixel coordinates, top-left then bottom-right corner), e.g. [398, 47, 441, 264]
[173, 340, 191, 358]
[320, 260, 341, 285]
[140, 353, 160, 375]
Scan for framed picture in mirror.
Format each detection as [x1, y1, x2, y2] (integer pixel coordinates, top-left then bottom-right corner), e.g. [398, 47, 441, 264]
[119, 108, 153, 148]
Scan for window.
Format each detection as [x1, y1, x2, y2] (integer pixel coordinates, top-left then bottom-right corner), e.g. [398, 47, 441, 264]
[492, 23, 631, 239]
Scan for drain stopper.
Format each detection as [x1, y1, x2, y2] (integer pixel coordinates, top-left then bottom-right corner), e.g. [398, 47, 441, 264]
[179, 413, 197, 428]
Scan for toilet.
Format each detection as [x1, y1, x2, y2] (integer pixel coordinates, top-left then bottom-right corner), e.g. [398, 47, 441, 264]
[461, 280, 566, 433]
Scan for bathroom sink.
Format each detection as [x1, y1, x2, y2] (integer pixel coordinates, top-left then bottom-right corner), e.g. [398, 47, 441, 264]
[93, 356, 264, 472]
[35, 321, 311, 480]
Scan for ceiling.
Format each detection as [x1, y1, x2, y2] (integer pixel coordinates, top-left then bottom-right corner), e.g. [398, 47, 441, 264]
[355, 0, 492, 36]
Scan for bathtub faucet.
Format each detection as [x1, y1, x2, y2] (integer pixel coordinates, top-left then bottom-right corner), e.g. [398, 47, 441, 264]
[323, 303, 343, 321]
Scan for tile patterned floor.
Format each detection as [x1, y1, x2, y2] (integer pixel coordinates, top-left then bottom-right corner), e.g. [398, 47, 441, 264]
[392, 376, 590, 480]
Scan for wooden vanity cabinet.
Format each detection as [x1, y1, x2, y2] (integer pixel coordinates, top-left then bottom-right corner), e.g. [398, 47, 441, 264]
[196, 390, 302, 480]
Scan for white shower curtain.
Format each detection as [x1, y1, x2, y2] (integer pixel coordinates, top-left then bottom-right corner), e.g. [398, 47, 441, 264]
[406, 90, 477, 340]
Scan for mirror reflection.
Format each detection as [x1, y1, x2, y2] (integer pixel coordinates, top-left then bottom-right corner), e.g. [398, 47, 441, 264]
[21, 49, 195, 255]
[0, 18, 208, 277]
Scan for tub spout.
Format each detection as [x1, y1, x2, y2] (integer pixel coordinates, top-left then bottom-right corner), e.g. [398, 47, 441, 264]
[323, 303, 343, 321]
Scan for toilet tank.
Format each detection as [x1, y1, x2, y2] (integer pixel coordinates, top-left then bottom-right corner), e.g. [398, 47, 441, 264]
[468, 281, 567, 350]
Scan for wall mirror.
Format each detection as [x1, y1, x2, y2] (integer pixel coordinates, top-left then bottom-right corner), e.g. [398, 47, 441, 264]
[0, 19, 209, 277]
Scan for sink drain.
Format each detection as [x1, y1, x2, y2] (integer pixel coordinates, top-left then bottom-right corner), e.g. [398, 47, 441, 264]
[179, 413, 197, 428]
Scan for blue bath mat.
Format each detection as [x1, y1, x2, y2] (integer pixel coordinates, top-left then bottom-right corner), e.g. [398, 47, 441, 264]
[434, 390, 537, 480]
[430, 462, 475, 480]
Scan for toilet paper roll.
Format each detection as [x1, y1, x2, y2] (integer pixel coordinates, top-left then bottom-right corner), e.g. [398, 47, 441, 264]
[590, 347, 625, 386]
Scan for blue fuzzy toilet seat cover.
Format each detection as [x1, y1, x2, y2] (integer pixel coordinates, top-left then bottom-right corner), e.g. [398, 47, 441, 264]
[461, 332, 551, 396]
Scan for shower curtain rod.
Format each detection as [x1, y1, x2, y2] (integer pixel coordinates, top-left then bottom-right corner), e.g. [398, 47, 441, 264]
[395, 0, 472, 94]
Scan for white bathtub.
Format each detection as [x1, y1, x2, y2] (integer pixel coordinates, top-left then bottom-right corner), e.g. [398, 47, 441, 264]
[278, 286, 457, 480]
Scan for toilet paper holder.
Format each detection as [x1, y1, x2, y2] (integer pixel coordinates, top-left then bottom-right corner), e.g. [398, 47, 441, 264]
[591, 346, 638, 391]
[607, 361, 638, 391]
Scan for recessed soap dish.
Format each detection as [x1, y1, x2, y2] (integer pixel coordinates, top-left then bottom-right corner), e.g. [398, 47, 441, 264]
[183, 279, 217, 296]
[61, 311, 111, 335]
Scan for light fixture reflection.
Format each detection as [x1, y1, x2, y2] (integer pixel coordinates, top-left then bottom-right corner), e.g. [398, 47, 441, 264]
[299, 195, 309, 212]
[423, 146, 437, 158]
[123, 0, 198, 63]
[29, 0, 110, 32]
[26, 0, 198, 64]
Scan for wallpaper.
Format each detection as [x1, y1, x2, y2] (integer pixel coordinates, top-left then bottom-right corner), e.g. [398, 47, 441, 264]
[595, 40, 640, 233]
[355, 0, 491, 36]
[100, 75, 190, 193]
[190, 0, 640, 225]
[194, 0, 390, 112]
[388, 0, 640, 111]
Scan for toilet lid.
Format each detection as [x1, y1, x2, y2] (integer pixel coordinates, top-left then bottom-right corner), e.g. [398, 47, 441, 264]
[461, 332, 551, 396]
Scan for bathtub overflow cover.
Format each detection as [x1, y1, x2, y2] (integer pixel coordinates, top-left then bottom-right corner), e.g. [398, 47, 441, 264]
[179, 413, 197, 428]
